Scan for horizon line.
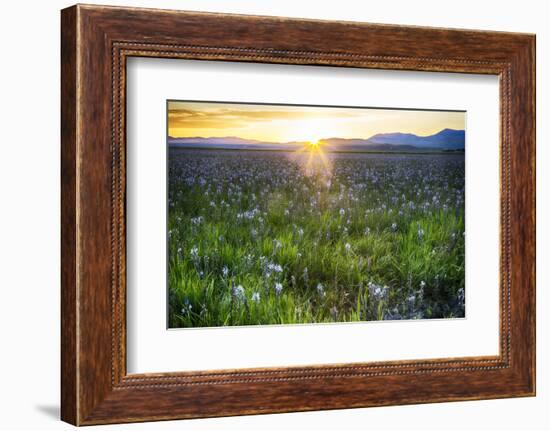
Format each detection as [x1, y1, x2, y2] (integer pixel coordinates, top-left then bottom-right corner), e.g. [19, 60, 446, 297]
[167, 127, 465, 144]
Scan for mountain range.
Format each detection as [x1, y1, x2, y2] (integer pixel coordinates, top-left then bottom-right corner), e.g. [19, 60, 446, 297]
[168, 128, 465, 152]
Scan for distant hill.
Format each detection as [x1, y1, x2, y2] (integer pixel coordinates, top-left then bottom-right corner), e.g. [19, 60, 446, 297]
[168, 129, 465, 152]
[168, 136, 305, 151]
[363, 128, 465, 150]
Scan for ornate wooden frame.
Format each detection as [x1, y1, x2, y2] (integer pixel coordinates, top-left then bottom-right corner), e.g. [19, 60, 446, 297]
[61, 4, 536, 425]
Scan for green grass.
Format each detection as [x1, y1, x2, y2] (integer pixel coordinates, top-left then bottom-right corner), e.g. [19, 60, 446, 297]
[168, 150, 465, 328]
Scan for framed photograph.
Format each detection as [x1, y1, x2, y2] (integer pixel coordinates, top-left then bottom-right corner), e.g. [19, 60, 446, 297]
[61, 4, 536, 425]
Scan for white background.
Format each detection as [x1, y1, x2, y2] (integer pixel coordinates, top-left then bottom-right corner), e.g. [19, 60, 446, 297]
[0, 0, 547, 430]
[127, 59, 499, 373]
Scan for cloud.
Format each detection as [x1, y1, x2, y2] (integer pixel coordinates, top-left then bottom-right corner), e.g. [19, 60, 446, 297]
[168, 103, 363, 129]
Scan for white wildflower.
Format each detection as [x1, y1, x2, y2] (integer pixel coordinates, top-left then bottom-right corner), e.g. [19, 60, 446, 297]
[316, 283, 325, 297]
[232, 284, 245, 300]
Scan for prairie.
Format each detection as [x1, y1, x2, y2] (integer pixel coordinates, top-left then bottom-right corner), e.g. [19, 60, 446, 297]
[168, 148, 465, 328]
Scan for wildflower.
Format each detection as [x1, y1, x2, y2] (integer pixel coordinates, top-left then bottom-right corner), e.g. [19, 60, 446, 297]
[243, 253, 254, 268]
[181, 298, 192, 316]
[368, 282, 389, 300]
[457, 287, 465, 305]
[418, 228, 424, 241]
[232, 284, 245, 300]
[222, 266, 229, 277]
[191, 216, 204, 226]
[420, 280, 426, 289]
[391, 222, 397, 231]
[339, 208, 345, 216]
[345, 242, 351, 252]
[190, 246, 199, 261]
[264, 261, 283, 278]
[251, 292, 260, 303]
[237, 208, 260, 220]
[316, 283, 325, 297]
[274, 282, 283, 295]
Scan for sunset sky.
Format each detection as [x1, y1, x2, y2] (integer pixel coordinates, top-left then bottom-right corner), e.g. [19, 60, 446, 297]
[168, 101, 465, 143]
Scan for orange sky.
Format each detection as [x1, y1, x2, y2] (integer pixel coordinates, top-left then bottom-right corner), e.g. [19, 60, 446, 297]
[168, 101, 465, 143]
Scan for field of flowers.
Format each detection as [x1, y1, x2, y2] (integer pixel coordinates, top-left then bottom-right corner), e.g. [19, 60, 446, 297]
[168, 149, 465, 328]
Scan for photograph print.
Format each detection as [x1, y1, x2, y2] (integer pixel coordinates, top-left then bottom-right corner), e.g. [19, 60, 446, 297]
[167, 101, 466, 328]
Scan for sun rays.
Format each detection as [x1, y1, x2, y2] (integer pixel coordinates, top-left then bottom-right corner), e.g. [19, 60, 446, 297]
[287, 140, 333, 179]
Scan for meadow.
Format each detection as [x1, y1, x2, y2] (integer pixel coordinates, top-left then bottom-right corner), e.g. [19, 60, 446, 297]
[167, 148, 465, 328]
